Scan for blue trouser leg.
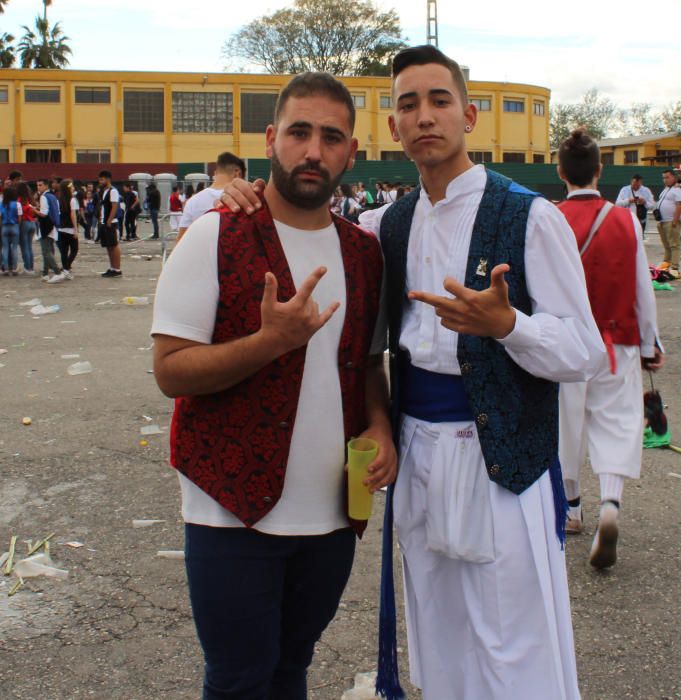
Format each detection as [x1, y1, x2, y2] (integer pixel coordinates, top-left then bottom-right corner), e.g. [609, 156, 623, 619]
[19, 221, 35, 270]
[185, 524, 355, 700]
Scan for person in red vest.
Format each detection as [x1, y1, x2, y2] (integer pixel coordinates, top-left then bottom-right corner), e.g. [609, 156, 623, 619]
[556, 128, 663, 569]
[168, 185, 183, 232]
[151, 72, 395, 699]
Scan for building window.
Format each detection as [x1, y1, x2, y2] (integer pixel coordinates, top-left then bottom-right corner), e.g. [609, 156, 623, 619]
[624, 150, 638, 164]
[655, 149, 680, 163]
[241, 93, 278, 133]
[355, 150, 367, 160]
[172, 92, 233, 133]
[533, 101, 545, 116]
[0, 87, 8, 103]
[601, 152, 614, 165]
[0, 149, 9, 163]
[76, 150, 111, 163]
[502, 152, 525, 163]
[75, 87, 111, 104]
[25, 87, 60, 103]
[380, 150, 409, 161]
[471, 98, 491, 112]
[533, 154, 545, 164]
[124, 90, 164, 132]
[503, 99, 524, 113]
[379, 95, 392, 109]
[352, 94, 366, 109]
[26, 149, 62, 163]
[468, 151, 493, 164]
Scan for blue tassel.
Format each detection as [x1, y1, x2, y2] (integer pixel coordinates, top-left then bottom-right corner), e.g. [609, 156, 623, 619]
[376, 483, 405, 700]
[549, 456, 569, 549]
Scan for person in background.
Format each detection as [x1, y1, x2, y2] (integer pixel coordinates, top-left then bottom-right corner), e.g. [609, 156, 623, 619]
[97, 170, 122, 278]
[35, 178, 65, 283]
[57, 179, 79, 280]
[339, 182, 361, 223]
[615, 174, 654, 238]
[146, 183, 162, 239]
[177, 152, 246, 242]
[556, 129, 663, 569]
[169, 185, 183, 232]
[653, 169, 681, 277]
[17, 181, 37, 275]
[122, 182, 141, 241]
[0, 185, 21, 275]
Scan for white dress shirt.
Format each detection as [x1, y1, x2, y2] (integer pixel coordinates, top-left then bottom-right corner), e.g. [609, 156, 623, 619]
[615, 184, 654, 216]
[360, 165, 604, 383]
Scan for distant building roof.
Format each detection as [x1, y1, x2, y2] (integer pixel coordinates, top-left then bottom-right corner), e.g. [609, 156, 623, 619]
[597, 132, 681, 148]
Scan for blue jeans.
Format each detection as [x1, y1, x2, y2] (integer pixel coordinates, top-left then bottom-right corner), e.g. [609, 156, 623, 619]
[1, 224, 20, 271]
[150, 209, 159, 237]
[185, 524, 355, 700]
[20, 220, 36, 271]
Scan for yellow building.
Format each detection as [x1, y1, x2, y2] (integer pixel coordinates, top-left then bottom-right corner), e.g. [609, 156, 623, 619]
[596, 132, 681, 167]
[0, 68, 550, 165]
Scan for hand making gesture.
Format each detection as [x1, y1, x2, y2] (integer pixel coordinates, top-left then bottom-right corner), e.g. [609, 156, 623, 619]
[409, 263, 517, 339]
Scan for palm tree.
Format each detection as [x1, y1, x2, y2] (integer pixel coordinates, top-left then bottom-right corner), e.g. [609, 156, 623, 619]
[17, 15, 71, 69]
[0, 32, 15, 67]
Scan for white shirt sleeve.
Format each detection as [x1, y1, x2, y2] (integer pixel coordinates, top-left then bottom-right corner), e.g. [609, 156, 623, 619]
[615, 186, 631, 208]
[630, 211, 661, 356]
[16, 201, 23, 217]
[358, 203, 391, 235]
[40, 194, 48, 215]
[178, 198, 196, 229]
[497, 197, 605, 382]
[151, 212, 220, 343]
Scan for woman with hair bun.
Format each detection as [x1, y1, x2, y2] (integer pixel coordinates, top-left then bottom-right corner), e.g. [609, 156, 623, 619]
[556, 128, 663, 569]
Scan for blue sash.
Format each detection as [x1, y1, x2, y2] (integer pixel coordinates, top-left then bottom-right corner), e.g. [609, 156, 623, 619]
[398, 353, 473, 423]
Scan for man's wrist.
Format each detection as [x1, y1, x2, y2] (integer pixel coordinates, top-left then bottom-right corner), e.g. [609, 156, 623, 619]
[494, 308, 517, 340]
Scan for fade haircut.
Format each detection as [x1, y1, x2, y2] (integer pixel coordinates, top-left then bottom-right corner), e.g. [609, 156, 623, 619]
[216, 151, 246, 178]
[558, 128, 600, 187]
[392, 45, 469, 104]
[99, 169, 112, 179]
[274, 72, 355, 132]
[662, 168, 676, 177]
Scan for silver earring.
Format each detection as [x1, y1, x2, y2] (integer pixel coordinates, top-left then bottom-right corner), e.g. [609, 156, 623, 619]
[465, 126, 472, 132]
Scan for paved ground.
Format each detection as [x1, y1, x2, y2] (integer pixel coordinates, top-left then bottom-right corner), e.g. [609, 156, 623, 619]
[1, 220, 680, 699]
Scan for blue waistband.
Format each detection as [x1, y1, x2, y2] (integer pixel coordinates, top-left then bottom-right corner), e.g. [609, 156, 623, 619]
[398, 354, 473, 423]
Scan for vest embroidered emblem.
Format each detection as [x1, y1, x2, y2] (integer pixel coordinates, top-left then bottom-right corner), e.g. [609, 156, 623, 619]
[475, 258, 488, 277]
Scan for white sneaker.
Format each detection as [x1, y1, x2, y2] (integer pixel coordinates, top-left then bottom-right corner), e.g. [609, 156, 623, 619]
[62, 270, 74, 280]
[590, 502, 619, 569]
[47, 272, 66, 284]
[23, 269, 36, 276]
[41, 274, 50, 282]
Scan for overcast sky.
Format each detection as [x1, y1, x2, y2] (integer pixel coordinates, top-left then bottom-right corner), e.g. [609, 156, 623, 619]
[1, 0, 678, 110]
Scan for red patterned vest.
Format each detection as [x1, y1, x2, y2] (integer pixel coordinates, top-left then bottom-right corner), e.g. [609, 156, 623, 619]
[558, 198, 640, 369]
[170, 201, 383, 534]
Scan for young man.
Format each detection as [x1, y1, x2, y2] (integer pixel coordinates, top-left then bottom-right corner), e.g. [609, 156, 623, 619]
[219, 45, 603, 700]
[654, 169, 681, 277]
[97, 170, 122, 278]
[151, 72, 395, 700]
[35, 178, 65, 283]
[557, 129, 663, 568]
[121, 182, 141, 241]
[176, 152, 246, 242]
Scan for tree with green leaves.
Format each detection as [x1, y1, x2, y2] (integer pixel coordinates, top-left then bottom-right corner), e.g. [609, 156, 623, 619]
[0, 32, 14, 67]
[550, 89, 620, 149]
[660, 101, 681, 133]
[222, 0, 406, 76]
[17, 14, 71, 68]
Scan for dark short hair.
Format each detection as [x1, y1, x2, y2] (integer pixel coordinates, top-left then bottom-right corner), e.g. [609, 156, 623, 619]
[8, 170, 22, 181]
[98, 169, 112, 179]
[632, 174, 642, 180]
[558, 128, 601, 187]
[392, 45, 469, 103]
[662, 168, 676, 176]
[37, 178, 50, 187]
[274, 72, 355, 132]
[216, 151, 246, 177]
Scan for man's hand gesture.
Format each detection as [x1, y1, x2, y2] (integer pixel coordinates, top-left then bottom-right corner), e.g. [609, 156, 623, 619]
[260, 266, 340, 354]
[408, 263, 517, 339]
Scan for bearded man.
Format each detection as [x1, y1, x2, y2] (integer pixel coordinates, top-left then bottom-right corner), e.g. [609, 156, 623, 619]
[150, 72, 396, 700]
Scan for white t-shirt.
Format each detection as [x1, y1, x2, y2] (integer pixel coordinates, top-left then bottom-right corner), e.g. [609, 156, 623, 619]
[178, 186, 223, 229]
[99, 187, 120, 224]
[657, 186, 681, 222]
[58, 196, 80, 234]
[151, 212, 384, 535]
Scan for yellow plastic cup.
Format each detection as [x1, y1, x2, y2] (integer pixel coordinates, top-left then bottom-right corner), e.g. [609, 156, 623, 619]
[347, 437, 378, 520]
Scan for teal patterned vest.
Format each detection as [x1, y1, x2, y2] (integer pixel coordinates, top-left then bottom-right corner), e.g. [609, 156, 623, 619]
[379, 168, 558, 495]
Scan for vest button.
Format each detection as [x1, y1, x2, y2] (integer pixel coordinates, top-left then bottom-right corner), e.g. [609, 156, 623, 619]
[461, 362, 472, 375]
[263, 496, 273, 503]
[489, 464, 501, 476]
[476, 413, 488, 427]
[345, 361, 354, 368]
[279, 421, 289, 429]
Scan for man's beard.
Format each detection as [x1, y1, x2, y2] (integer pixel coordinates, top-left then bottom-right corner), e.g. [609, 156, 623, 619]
[270, 149, 345, 210]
